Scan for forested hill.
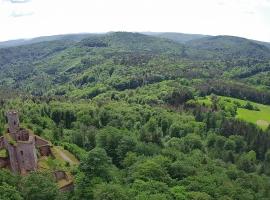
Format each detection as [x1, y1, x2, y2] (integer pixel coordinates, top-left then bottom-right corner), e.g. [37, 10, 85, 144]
[0, 33, 92, 48]
[142, 32, 209, 43]
[187, 35, 270, 60]
[0, 32, 270, 96]
[1, 32, 270, 199]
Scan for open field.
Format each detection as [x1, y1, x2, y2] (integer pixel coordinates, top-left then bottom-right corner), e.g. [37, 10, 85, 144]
[197, 96, 270, 130]
[237, 105, 270, 130]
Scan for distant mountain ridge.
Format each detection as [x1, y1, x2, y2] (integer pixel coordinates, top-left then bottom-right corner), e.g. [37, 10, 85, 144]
[186, 35, 270, 60]
[141, 32, 209, 43]
[0, 33, 97, 48]
[1, 32, 270, 50]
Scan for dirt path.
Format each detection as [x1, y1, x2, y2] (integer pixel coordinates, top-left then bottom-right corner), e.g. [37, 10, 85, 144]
[55, 148, 75, 164]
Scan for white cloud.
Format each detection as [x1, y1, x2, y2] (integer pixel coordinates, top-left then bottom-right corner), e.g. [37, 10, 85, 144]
[0, 0, 269, 42]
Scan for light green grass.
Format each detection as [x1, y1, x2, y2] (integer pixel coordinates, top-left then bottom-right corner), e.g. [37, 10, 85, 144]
[51, 146, 79, 165]
[0, 149, 7, 157]
[197, 96, 270, 130]
[237, 105, 270, 130]
[197, 96, 212, 106]
[219, 96, 270, 130]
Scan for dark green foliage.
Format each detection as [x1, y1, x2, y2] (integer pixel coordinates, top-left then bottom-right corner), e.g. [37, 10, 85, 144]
[19, 172, 59, 200]
[187, 35, 270, 60]
[96, 126, 136, 166]
[165, 87, 194, 106]
[79, 147, 112, 180]
[198, 80, 270, 105]
[80, 37, 108, 48]
[1, 32, 270, 199]
[0, 169, 19, 186]
[140, 117, 163, 144]
[237, 151, 257, 173]
[93, 183, 130, 200]
[220, 119, 270, 159]
[61, 142, 87, 160]
[0, 183, 23, 200]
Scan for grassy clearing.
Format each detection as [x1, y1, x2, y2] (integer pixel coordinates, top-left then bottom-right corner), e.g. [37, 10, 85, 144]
[197, 96, 212, 106]
[197, 95, 270, 130]
[51, 146, 79, 165]
[38, 146, 79, 172]
[237, 106, 270, 130]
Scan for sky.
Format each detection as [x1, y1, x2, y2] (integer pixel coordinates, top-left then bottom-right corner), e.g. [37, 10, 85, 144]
[0, 0, 270, 42]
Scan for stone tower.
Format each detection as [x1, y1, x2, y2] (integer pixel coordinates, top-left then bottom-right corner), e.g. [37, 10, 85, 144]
[6, 110, 20, 138]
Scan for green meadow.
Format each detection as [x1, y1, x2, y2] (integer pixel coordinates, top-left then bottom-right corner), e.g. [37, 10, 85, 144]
[197, 96, 270, 130]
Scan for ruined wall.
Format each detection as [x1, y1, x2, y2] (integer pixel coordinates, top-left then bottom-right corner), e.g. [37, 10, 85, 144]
[15, 136, 38, 174]
[35, 136, 50, 147]
[4, 135, 38, 174]
[0, 138, 8, 168]
[14, 129, 30, 141]
[0, 157, 8, 168]
[4, 141, 20, 173]
[54, 170, 68, 181]
[38, 145, 52, 156]
[0, 136, 5, 149]
[35, 136, 52, 156]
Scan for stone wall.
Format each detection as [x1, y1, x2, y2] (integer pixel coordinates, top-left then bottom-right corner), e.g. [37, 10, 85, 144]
[38, 145, 52, 156]
[0, 136, 4, 150]
[35, 136, 50, 147]
[15, 129, 30, 141]
[4, 135, 38, 174]
[54, 170, 68, 181]
[5, 141, 20, 172]
[60, 182, 74, 192]
[54, 171, 74, 192]
[0, 157, 8, 168]
[15, 136, 38, 174]
[6, 111, 20, 137]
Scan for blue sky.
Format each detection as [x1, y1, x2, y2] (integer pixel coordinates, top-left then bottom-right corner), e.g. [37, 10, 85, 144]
[0, 0, 270, 42]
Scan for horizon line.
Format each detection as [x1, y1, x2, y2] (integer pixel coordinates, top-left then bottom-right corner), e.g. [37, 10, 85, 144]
[0, 31, 269, 44]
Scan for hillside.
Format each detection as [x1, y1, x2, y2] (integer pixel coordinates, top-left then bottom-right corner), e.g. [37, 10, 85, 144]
[0, 32, 187, 95]
[0, 33, 95, 49]
[142, 32, 208, 43]
[1, 32, 270, 199]
[1, 32, 270, 95]
[187, 35, 270, 60]
[197, 95, 270, 130]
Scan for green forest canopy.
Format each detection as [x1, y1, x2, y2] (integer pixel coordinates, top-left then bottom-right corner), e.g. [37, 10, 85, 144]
[0, 32, 270, 199]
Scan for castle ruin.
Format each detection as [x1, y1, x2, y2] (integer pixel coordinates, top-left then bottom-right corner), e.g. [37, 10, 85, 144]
[0, 110, 52, 174]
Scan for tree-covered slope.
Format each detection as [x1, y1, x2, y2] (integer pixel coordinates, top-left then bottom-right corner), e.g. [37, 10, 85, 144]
[187, 35, 270, 60]
[1, 32, 270, 199]
[1, 32, 270, 97]
[0, 32, 186, 95]
[0, 33, 94, 49]
[143, 32, 209, 43]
